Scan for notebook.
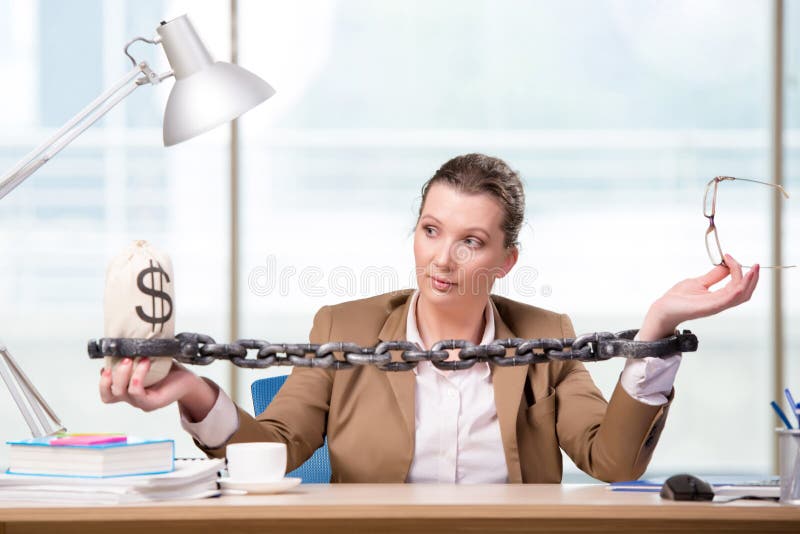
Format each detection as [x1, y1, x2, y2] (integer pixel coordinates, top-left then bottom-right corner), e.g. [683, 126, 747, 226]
[609, 475, 780, 499]
[0, 458, 223, 504]
[6, 434, 174, 478]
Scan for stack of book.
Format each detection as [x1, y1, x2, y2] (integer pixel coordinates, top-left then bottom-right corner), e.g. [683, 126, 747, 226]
[6, 434, 175, 478]
[0, 434, 222, 504]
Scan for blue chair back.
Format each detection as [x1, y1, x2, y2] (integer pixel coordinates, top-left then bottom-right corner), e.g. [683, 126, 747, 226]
[251, 374, 331, 483]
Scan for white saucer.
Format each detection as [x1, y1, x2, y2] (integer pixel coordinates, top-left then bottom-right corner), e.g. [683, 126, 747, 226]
[219, 477, 302, 494]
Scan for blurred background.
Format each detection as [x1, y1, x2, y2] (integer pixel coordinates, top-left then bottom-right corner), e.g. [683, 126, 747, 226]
[0, 0, 796, 481]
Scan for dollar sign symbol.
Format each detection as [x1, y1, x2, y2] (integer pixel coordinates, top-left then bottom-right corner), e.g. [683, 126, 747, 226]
[136, 260, 173, 333]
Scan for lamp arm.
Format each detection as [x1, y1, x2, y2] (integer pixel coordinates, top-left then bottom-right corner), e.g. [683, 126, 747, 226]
[0, 62, 149, 200]
[0, 63, 154, 437]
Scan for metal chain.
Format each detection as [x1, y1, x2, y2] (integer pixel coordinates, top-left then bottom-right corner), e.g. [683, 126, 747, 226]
[87, 329, 698, 371]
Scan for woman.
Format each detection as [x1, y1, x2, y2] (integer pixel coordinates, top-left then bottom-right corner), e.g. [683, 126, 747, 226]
[100, 154, 759, 483]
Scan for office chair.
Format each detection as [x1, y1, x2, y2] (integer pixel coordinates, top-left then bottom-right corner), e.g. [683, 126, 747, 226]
[251, 374, 332, 483]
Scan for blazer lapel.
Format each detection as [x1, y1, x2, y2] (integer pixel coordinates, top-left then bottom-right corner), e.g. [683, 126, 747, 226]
[489, 298, 527, 483]
[377, 297, 416, 448]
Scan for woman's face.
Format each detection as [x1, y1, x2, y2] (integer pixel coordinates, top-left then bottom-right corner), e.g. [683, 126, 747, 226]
[414, 183, 518, 310]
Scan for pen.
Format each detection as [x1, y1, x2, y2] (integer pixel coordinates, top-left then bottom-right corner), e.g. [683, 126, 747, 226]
[785, 388, 800, 426]
[771, 400, 794, 429]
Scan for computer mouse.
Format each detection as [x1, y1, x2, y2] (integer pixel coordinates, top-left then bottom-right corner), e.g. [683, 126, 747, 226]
[660, 474, 714, 501]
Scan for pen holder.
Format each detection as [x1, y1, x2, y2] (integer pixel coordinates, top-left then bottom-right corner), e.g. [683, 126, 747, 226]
[777, 428, 800, 505]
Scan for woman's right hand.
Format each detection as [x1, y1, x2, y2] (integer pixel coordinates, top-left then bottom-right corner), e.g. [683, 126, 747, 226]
[99, 358, 218, 421]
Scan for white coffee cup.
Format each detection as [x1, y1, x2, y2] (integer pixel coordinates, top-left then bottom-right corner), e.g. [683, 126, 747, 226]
[225, 442, 287, 482]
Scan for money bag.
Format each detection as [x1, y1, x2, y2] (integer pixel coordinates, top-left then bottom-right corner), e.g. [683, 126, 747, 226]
[104, 240, 175, 387]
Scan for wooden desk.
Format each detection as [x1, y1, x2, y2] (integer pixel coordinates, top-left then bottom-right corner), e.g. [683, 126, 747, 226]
[0, 484, 798, 534]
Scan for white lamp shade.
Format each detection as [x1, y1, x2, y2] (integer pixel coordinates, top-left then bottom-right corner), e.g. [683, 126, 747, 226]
[162, 62, 275, 146]
[157, 14, 275, 146]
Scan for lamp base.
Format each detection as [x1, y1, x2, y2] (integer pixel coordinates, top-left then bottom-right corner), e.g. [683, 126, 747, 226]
[0, 343, 65, 438]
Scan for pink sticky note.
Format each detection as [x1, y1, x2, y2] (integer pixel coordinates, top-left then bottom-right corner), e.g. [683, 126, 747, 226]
[49, 435, 128, 446]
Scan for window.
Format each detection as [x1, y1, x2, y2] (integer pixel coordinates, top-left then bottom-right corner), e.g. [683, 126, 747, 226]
[0, 0, 230, 461]
[0, 0, 792, 478]
[239, 0, 780, 479]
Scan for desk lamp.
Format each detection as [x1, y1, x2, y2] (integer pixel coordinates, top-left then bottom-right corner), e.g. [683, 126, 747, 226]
[0, 14, 274, 437]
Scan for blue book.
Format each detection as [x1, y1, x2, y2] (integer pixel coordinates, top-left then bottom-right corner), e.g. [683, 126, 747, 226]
[6, 435, 175, 478]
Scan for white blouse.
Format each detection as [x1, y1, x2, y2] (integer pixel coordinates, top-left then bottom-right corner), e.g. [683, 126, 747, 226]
[404, 290, 507, 483]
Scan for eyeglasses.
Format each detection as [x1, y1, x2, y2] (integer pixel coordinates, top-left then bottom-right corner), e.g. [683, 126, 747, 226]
[703, 176, 795, 269]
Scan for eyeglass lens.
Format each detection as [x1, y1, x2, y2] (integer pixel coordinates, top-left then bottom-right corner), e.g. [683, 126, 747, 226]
[705, 226, 723, 265]
[703, 181, 717, 218]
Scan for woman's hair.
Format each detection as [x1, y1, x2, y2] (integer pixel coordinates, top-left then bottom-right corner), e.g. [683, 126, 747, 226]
[419, 153, 525, 248]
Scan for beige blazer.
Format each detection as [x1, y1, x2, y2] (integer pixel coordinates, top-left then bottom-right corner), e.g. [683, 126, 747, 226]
[200, 290, 673, 483]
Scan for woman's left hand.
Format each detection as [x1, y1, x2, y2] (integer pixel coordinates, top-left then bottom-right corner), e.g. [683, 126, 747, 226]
[637, 254, 759, 341]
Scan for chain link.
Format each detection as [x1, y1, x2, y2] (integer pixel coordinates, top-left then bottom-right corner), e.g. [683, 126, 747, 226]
[87, 329, 698, 371]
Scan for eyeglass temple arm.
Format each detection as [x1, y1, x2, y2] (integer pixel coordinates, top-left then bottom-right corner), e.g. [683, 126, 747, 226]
[716, 176, 790, 199]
